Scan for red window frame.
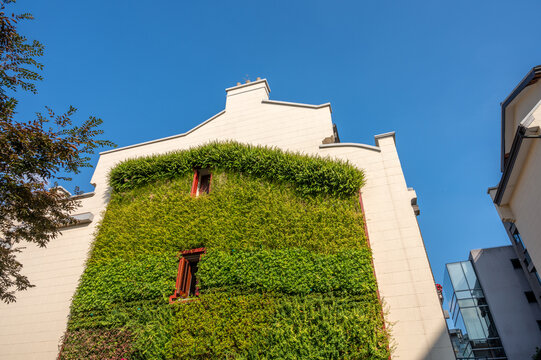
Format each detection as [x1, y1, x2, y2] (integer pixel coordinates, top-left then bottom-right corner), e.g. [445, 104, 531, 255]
[169, 247, 206, 303]
[190, 169, 212, 196]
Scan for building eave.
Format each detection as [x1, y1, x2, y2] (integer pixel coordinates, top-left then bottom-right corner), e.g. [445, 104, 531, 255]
[494, 125, 541, 205]
[262, 99, 332, 113]
[319, 142, 381, 152]
[500, 65, 541, 171]
[225, 78, 270, 94]
[99, 110, 226, 155]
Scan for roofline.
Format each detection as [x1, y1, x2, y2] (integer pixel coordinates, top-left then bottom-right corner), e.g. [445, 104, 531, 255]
[500, 65, 541, 171]
[99, 110, 226, 155]
[469, 245, 513, 253]
[374, 131, 396, 140]
[71, 191, 95, 200]
[262, 99, 332, 113]
[225, 78, 270, 93]
[494, 125, 526, 205]
[319, 142, 381, 152]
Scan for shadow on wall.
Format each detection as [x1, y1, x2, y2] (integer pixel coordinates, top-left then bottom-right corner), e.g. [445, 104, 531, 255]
[419, 325, 456, 360]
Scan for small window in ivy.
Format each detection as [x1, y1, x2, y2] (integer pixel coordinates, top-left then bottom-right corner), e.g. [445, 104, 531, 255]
[191, 169, 211, 196]
[169, 248, 205, 303]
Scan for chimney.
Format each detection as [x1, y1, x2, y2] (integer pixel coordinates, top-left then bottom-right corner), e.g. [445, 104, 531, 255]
[225, 78, 270, 112]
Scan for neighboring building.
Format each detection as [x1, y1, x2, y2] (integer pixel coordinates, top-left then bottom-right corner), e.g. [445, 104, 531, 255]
[488, 65, 541, 303]
[0, 79, 454, 359]
[444, 246, 541, 359]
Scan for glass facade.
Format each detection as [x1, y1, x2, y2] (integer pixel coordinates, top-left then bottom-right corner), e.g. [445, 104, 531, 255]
[444, 261, 507, 360]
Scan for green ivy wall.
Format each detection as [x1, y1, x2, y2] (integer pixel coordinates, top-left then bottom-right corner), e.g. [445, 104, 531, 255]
[60, 142, 390, 359]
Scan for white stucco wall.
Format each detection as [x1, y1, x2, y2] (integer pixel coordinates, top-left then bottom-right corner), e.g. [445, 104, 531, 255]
[508, 140, 541, 276]
[492, 77, 541, 298]
[470, 246, 541, 360]
[505, 81, 541, 154]
[0, 79, 454, 360]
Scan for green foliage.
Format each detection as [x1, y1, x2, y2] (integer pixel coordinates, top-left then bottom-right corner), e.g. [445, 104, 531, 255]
[265, 293, 388, 360]
[70, 255, 177, 315]
[91, 172, 366, 262]
[61, 149, 389, 359]
[167, 292, 388, 360]
[0, 1, 115, 303]
[170, 292, 277, 359]
[59, 328, 133, 360]
[199, 248, 376, 295]
[108, 141, 365, 198]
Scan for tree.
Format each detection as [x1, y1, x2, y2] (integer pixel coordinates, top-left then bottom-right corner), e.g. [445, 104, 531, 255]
[0, 0, 114, 303]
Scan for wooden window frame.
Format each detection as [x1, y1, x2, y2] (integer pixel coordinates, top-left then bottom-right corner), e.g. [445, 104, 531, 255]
[190, 168, 212, 196]
[169, 247, 206, 304]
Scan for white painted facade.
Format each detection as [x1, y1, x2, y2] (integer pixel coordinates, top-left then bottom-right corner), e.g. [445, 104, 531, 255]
[0, 79, 454, 359]
[488, 66, 541, 304]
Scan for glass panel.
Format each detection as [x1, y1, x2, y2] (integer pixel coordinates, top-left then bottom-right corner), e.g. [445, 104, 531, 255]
[513, 228, 525, 250]
[444, 260, 508, 359]
[448, 263, 469, 291]
[455, 311, 466, 334]
[443, 269, 455, 307]
[458, 298, 476, 307]
[474, 297, 488, 306]
[450, 292, 457, 315]
[461, 307, 487, 340]
[456, 290, 472, 299]
[462, 261, 481, 289]
[471, 288, 485, 299]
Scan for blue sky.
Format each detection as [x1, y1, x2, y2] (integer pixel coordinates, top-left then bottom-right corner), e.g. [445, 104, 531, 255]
[11, 0, 541, 284]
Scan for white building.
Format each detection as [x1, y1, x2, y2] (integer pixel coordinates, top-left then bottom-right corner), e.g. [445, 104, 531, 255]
[0, 79, 454, 359]
[488, 65, 541, 303]
[444, 246, 541, 360]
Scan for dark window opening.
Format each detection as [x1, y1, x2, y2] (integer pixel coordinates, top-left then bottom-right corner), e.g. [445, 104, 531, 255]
[510, 258, 521, 269]
[199, 174, 211, 194]
[190, 169, 212, 196]
[169, 248, 205, 303]
[525, 291, 537, 303]
[512, 226, 525, 250]
[525, 250, 533, 267]
[537, 320, 541, 331]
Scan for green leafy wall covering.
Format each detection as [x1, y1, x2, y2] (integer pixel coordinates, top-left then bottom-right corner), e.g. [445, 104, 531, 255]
[108, 141, 365, 197]
[60, 143, 389, 359]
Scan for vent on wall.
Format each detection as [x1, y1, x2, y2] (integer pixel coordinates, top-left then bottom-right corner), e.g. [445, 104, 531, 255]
[59, 212, 94, 228]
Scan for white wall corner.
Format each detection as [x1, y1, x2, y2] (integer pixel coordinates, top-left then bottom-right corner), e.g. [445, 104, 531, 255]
[374, 131, 396, 147]
[225, 79, 270, 111]
[499, 205, 516, 223]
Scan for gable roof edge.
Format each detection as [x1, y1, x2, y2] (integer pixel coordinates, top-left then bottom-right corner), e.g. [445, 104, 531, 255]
[99, 110, 226, 155]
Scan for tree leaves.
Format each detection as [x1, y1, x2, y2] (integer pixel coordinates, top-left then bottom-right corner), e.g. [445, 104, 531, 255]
[0, 1, 115, 303]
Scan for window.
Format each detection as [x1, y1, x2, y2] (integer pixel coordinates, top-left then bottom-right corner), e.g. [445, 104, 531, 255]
[512, 226, 525, 250]
[169, 248, 205, 303]
[537, 320, 541, 331]
[191, 169, 211, 196]
[510, 258, 521, 269]
[535, 272, 541, 287]
[525, 291, 537, 304]
[524, 250, 533, 267]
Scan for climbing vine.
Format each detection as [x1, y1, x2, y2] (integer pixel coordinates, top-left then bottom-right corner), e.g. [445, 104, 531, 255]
[60, 143, 389, 359]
